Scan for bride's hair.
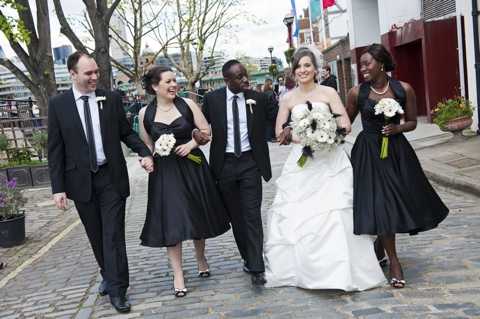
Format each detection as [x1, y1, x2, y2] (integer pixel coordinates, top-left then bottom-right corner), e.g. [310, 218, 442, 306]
[142, 66, 173, 95]
[292, 47, 321, 83]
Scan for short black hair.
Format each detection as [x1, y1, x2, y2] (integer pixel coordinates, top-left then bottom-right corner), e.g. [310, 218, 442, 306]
[142, 66, 174, 95]
[222, 59, 241, 78]
[67, 51, 91, 72]
[363, 43, 396, 72]
[323, 65, 331, 72]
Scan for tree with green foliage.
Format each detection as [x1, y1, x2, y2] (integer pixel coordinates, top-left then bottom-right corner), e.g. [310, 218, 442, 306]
[0, 0, 56, 115]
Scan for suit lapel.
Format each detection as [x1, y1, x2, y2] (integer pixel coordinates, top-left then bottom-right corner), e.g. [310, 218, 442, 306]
[244, 90, 253, 135]
[219, 87, 228, 137]
[95, 89, 108, 146]
[67, 89, 88, 144]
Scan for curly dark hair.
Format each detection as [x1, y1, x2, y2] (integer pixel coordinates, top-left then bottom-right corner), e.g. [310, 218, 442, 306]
[142, 66, 174, 95]
[363, 43, 396, 72]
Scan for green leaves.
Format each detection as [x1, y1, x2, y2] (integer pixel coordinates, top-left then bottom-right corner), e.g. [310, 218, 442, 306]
[0, 1, 31, 44]
[432, 97, 474, 129]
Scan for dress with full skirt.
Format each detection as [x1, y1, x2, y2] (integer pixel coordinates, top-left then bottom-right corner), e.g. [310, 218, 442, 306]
[140, 97, 230, 247]
[264, 102, 386, 291]
[351, 79, 449, 235]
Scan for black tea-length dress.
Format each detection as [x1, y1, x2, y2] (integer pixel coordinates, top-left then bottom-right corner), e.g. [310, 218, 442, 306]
[351, 79, 449, 236]
[140, 97, 230, 247]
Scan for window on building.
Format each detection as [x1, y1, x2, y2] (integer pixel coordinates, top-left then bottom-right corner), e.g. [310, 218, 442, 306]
[422, 0, 455, 20]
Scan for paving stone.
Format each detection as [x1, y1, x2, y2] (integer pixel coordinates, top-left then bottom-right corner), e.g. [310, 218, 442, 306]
[1, 148, 480, 318]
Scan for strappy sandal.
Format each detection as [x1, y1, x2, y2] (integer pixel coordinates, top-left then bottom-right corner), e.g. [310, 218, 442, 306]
[378, 256, 388, 267]
[198, 269, 210, 278]
[198, 259, 210, 278]
[390, 278, 406, 289]
[174, 287, 188, 297]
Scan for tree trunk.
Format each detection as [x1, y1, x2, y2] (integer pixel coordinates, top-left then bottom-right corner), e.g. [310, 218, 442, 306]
[93, 21, 112, 90]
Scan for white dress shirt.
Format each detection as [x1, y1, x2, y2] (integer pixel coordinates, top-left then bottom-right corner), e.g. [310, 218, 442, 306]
[72, 86, 107, 164]
[225, 87, 251, 153]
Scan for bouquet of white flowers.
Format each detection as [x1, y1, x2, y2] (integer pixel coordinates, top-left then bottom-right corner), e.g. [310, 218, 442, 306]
[154, 134, 202, 164]
[374, 98, 404, 159]
[291, 101, 346, 167]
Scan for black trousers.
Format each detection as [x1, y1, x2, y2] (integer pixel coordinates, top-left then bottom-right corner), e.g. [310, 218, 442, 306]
[74, 164, 128, 297]
[217, 151, 265, 273]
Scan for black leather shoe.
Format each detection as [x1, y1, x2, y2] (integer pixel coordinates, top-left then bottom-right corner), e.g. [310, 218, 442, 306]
[251, 272, 266, 285]
[110, 295, 131, 313]
[98, 280, 108, 296]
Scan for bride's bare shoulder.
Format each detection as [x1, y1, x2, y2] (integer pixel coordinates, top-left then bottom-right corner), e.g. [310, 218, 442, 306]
[279, 89, 299, 109]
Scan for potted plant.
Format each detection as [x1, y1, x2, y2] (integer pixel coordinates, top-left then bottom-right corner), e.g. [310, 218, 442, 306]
[431, 97, 475, 132]
[0, 178, 27, 247]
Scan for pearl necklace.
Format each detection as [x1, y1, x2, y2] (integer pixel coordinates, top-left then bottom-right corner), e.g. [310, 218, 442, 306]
[158, 105, 174, 112]
[370, 81, 390, 95]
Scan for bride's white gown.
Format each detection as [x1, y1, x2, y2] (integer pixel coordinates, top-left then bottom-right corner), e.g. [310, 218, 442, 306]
[264, 102, 386, 291]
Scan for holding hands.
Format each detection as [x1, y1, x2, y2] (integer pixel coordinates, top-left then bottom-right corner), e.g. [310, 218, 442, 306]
[192, 128, 211, 145]
[140, 156, 154, 173]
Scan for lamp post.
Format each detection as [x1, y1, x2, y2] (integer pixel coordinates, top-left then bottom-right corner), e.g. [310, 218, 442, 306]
[268, 46, 274, 65]
[283, 13, 295, 49]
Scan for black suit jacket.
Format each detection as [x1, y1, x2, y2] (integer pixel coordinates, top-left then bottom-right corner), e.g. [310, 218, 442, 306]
[48, 88, 151, 202]
[202, 87, 277, 182]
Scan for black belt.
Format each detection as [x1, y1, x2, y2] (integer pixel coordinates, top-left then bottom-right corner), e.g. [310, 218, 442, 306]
[225, 150, 252, 158]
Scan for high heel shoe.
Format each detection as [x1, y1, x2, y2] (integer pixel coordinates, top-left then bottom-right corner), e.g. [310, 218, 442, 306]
[198, 259, 210, 277]
[198, 269, 210, 278]
[173, 287, 188, 297]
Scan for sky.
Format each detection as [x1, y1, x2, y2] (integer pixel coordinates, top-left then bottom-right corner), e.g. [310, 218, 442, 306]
[0, 0, 310, 62]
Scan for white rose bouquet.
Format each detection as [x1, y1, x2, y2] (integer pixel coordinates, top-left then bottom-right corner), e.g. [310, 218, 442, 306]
[374, 98, 404, 159]
[155, 134, 202, 164]
[291, 101, 346, 167]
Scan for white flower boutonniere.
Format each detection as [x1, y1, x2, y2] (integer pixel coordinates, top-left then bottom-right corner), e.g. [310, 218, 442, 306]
[246, 99, 256, 114]
[96, 96, 106, 110]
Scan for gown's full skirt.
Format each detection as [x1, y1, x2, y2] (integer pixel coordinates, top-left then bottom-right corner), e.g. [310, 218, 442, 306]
[264, 144, 386, 291]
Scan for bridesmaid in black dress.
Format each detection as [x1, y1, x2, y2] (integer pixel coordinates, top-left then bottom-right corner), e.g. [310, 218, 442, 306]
[138, 66, 230, 297]
[346, 44, 449, 288]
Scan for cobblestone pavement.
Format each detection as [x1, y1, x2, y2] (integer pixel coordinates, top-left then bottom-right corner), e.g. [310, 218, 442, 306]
[1, 144, 479, 318]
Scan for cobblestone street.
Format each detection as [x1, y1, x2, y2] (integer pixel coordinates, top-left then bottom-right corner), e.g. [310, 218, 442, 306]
[1, 144, 479, 318]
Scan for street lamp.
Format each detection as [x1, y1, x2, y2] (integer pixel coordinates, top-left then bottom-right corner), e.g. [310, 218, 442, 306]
[283, 13, 295, 49]
[268, 46, 274, 65]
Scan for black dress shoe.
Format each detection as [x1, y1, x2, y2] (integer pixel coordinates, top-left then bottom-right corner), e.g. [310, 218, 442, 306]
[251, 272, 266, 285]
[110, 295, 131, 313]
[98, 280, 108, 296]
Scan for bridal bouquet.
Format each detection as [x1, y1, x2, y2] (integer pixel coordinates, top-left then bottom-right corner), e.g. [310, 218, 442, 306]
[155, 134, 202, 164]
[374, 98, 404, 159]
[291, 101, 346, 167]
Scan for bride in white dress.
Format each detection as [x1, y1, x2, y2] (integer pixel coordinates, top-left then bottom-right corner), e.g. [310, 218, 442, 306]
[265, 47, 386, 291]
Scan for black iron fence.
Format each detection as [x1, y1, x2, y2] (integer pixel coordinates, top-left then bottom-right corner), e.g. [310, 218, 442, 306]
[0, 99, 47, 162]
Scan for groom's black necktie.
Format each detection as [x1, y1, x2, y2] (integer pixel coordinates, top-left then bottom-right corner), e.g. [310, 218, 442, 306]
[80, 96, 99, 173]
[232, 95, 242, 158]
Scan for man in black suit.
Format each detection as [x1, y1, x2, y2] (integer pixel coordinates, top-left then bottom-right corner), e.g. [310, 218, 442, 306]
[194, 60, 277, 285]
[48, 51, 153, 313]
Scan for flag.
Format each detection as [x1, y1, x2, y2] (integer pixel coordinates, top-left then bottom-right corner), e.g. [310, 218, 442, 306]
[322, 0, 335, 9]
[310, 0, 322, 23]
[290, 0, 299, 37]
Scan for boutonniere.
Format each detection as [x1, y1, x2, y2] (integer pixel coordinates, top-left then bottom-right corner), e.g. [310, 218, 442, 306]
[96, 96, 106, 110]
[246, 99, 256, 114]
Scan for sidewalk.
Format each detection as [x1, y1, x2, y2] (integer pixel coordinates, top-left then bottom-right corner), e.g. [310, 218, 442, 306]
[417, 135, 480, 196]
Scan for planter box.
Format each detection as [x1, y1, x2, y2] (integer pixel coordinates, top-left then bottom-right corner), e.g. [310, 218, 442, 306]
[0, 163, 49, 188]
[0, 213, 26, 247]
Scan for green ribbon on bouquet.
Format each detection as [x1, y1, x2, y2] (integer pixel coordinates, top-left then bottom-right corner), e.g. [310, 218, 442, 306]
[186, 153, 202, 164]
[380, 135, 389, 159]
